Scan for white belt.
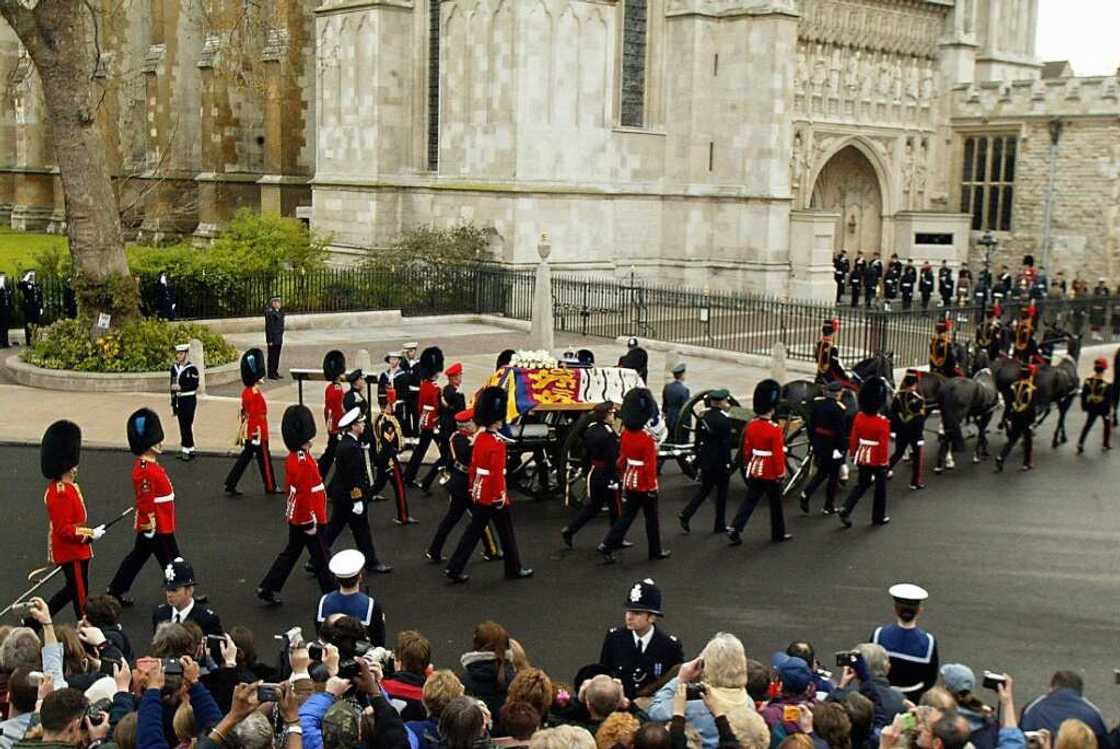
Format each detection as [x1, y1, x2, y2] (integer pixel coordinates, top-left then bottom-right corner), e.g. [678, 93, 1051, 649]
[858, 439, 879, 446]
[409, 386, 420, 392]
[154, 493, 175, 504]
[475, 467, 491, 476]
[422, 406, 435, 411]
[177, 391, 196, 397]
[751, 450, 773, 457]
[627, 459, 645, 467]
[310, 483, 325, 493]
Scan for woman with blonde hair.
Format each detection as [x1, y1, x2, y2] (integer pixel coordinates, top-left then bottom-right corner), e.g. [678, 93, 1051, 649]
[1055, 720, 1097, 749]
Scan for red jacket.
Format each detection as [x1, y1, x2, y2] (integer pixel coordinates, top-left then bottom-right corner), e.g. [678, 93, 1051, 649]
[741, 418, 786, 481]
[324, 383, 345, 434]
[849, 412, 891, 466]
[469, 430, 508, 506]
[285, 450, 327, 525]
[45, 481, 93, 564]
[242, 386, 269, 441]
[418, 379, 441, 431]
[619, 429, 658, 493]
[132, 457, 176, 534]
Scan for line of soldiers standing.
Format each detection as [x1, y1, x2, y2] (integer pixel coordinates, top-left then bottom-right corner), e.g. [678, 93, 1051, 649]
[833, 251, 999, 311]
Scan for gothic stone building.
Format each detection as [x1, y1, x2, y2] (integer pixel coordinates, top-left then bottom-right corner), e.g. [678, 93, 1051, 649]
[1, 0, 1117, 298]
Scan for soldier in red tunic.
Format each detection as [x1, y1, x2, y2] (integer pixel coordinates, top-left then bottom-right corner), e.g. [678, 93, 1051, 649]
[41, 420, 104, 618]
[107, 409, 181, 607]
[318, 350, 347, 477]
[258, 405, 334, 605]
[445, 386, 533, 583]
[839, 377, 892, 528]
[404, 347, 444, 486]
[225, 348, 279, 496]
[598, 388, 671, 564]
[728, 379, 791, 545]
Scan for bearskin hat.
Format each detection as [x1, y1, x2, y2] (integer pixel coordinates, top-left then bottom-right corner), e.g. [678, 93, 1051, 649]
[41, 420, 81, 480]
[282, 405, 317, 452]
[241, 348, 266, 386]
[577, 349, 595, 366]
[752, 379, 782, 415]
[127, 408, 164, 456]
[474, 386, 508, 427]
[620, 388, 657, 431]
[858, 377, 889, 415]
[322, 350, 346, 381]
[418, 346, 445, 379]
[1023, 254, 1035, 268]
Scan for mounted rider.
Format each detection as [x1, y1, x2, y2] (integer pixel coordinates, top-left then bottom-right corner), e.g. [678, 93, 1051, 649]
[976, 301, 1005, 360]
[928, 319, 961, 377]
[815, 319, 850, 387]
[1011, 303, 1039, 364]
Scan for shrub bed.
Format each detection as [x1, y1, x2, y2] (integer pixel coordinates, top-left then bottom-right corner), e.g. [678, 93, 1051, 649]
[24, 318, 238, 373]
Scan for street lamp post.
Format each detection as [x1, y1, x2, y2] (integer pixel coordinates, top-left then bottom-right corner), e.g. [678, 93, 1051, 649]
[977, 230, 998, 322]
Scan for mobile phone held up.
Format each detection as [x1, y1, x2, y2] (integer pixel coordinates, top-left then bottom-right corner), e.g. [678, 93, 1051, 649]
[257, 684, 281, 703]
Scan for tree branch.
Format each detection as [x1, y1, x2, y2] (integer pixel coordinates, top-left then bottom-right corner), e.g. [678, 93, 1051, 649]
[0, 0, 42, 57]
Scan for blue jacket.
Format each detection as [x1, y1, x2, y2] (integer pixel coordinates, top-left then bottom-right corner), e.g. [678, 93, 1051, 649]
[1020, 689, 1108, 739]
[137, 684, 223, 749]
[299, 692, 337, 749]
[648, 678, 765, 749]
[997, 727, 1027, 749]
[405, 720, 438, 749]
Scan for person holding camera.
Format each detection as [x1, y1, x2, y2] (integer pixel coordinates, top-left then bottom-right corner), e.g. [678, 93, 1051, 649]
[136, 657, 223, 749]
[829, 645, 904, 731]
[298, 655, 408, 749]
[11, 687, 109, 749]
[938, 664, 1001, 749]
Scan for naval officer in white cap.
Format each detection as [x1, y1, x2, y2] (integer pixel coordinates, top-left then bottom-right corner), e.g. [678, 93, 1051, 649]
[870, 582, 939, 700]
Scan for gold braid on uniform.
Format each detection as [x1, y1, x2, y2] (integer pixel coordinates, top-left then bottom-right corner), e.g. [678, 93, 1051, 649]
[1012, 380, 1036, 413]
[929, 337, 946, 368]
[375, 412, 404, 452]
[816, 340, 832, 374]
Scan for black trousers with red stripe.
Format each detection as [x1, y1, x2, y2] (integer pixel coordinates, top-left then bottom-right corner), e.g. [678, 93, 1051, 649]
[225, 439, 276, 492]
[107, 532, 180, 598]
[565, 468, 622, 537]
[48, 559, 90, 619]
[371, 454, 410, 522]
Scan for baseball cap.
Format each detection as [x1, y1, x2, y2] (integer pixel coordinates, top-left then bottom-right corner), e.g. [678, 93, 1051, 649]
[940, 663, 976, 694]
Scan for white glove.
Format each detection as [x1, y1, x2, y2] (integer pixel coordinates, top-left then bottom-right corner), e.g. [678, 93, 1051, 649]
[91, 525, 107, 541]
[916, 440, 925, 447]
[143, 530, 156, 539]
[831, 449, 843, 460]
[352, 501, 364, 515]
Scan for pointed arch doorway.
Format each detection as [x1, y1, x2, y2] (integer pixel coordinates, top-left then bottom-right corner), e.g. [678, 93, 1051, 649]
[810, 145, 884, 255]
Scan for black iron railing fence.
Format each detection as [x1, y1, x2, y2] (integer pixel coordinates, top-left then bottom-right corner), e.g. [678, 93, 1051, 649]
[11, 267, 1120, 368]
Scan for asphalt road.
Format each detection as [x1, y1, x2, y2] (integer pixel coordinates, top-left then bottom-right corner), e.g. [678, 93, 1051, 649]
[2, 412, 1119, 720]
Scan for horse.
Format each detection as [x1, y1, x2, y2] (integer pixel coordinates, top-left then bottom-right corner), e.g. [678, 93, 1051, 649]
[781, 351, 896, 418]
[934, 368, 1000, 471]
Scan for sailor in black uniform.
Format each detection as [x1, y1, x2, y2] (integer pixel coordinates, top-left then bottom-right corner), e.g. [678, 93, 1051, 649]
[870, 583, 939, 701]
[170, 344, 199, 461]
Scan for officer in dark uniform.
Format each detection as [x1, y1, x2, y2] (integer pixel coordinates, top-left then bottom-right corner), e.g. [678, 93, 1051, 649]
[883, 254, 902, 302]
[562, 402, 624, 547]
[678, 389, 732, 534]
[996, 366, 1037, 472]
[849, 253, 865, 308]
[170, 344, 199, 461]
[342, 369, 372, 443]
[995, 266, 1013, 298]
[264, 295, 285, 379]
[919, 262, 935, 309]
[937, 262, 954, 307]
[325, 408, 392, 573]
[0, 272, 13, 348]
[871, 583, 939, 701]
[599, 579, 684, 700]
[1011, 305, 1039, 364]
[1077, 357, 1112, 454]
[370, 410, 414, 525]
[618, 338, 649, 383]
[865, 254, 882, 308]
[900, 259, 917, 309]
[800, 381, 847, 515]
[428, 408, 501, 563]
[928, 320, 959, 377]
[661, 363, 689, 440]
[399, 342, 421, 437]
[17, 271, 43, 345]
[888, 370, 926, 490]
[833, 252, 849, 305]
[152, 558, 222, 638]
[155, 272, 177, 320]
[976, 304, 1006, 361]
[815, 319, 847, 385]
[421, 362, 467, 493]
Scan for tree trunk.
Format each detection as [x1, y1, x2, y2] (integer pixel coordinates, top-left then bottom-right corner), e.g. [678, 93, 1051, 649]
[0, 0, 139, 320]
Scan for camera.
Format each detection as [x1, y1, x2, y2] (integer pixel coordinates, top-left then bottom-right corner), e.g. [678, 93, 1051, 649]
[308, 643, 324, 662]
[257, 683, 281, 703]
[27, 671, 44, 687]
[685, 683, 707, 700]
[981, 671, 1007, 690]
[276, 627, 304, 649]
[87, 698, 111, 723]
[835, 651, 859, 668]
[163, 658, 184, 692]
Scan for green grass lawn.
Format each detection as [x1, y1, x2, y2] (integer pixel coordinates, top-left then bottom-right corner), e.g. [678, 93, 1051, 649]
[0, 227, 67, 276]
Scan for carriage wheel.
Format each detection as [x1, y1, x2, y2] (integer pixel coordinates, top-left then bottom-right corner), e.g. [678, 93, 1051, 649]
[781, 418, 812, 496]
[671, 390, 742, 479]
[559, 411, 601, 507]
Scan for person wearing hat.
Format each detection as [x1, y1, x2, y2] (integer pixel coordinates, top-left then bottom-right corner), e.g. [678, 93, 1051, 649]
[427, 408, 501, 563]
[420, 361, 468, 493]
[41, 420, 104, 617]
[728, 379, 790, 545]
[342, 368, 373, 443]
[848, 252, 865, 308]
[678, 389, 732, 535]
[324, 408, 392, 575]
[264, 294, 285, 379]
[929, 319, 960, 377]
[866, 252, 883, 308]
[598, 388, 670, 563]
[257, 405, 335, 605]
[445, 386, 533, 582]
[598, 579, 683, 700]
[0, 271, 11, 348]
[937, 260, 954, 308]
[398, 343, 421, 437]
[170, 343, 199, 462]
[996, 365, 1038, 472]
[815, 319, 847, 386]
[871, 583, 939, 699]
[577, 349, 596, 366]
[838, 377, 891, 528]
[919, 260, 934, 310]
[661, 363, 689, 440]
[800, 380, 848, 515]
[314, 550, 386, 647]
[319, 350, 348, 477]
[976, 304, 1005, 361]
[369, 406, 415, 525]
[106, 409, 182, 607]
[378, 351, 409, 414]
[224, 348, 279, 496]
[1011, 304, 1038, 364]
[833, 250, 849, 304]
[16, 271, 42, 346]
[900, 258, 917, 310]
[1077, 357, 1112, 454]
[888, 370, 927, 491]
[152, 558, 223, 642]
[155, 271, 177, 320]
[404, 347, 445, 487]
[758, 653, 818, 732]
[562, 402, 623, 548]
[617, 338, 649, 383]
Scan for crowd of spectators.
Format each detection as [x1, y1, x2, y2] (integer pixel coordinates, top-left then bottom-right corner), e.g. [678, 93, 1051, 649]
[0, 583, 1115, 749]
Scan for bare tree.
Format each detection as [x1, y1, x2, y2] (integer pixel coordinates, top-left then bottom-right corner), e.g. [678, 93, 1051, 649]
[0, 0, 138, 318]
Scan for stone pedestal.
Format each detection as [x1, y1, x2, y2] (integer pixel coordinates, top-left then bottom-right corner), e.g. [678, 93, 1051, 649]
[529, 235, 554, 352]
[789, 209, 839, 301]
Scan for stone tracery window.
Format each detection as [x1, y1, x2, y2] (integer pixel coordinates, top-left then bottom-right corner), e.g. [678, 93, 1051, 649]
[620, 0, 647, 127]
[960, 134, 1016, 232]
[427, 0, 441, 171]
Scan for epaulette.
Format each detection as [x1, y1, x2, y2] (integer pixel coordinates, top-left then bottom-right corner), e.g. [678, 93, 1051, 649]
[608, 626, 621, 634]
[669, 635, 678, 642]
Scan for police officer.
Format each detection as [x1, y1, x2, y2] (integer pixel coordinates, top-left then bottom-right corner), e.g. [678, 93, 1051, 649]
[325, 408, 392, 574]
[661, 363, 689, 440]
[428, 408, 501, 563]
[225, 348, 279, 496]
[888, 371, 926, 491]
[170, 344, 199, 461]
[0, 272, 12, 348]
[599, 579, 684, 700]
[996, 366, 1037, 472]
[834, 251, 849, 304]
[265, 295, 285, 379]
[815, 319, 847, 385]
[618, 338, 650, 383]
[800, 381, 847, 515]
[562, 402, 623, 548]
[838, 377, 891, 528]
[1077, 358, 1112, 454]
[900, 259, 917, 310]
[420, 361, 466, 493]
[849, 253, 865, 308]
[152, 559, 222, 641]
[871, 583, 939, 700]
[728, 380, 789, 544]
[678, 389, 732, 534]
[319, 350, 347, 477]
[316, 549, 386, 647]
[107, 409, 182, 607]
[919, 261, 935, 309]
[17, 271, 42, 345]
